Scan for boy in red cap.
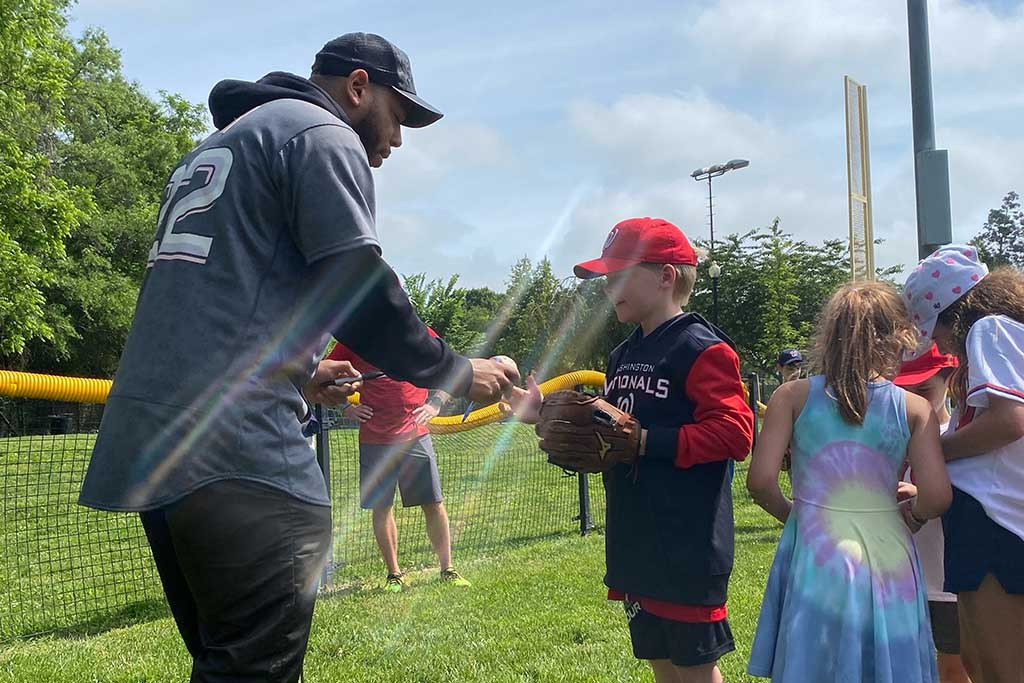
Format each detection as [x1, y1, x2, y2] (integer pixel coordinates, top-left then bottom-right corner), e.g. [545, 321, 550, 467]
[895, 345, 971, 683]
[574, 217, 754, 683]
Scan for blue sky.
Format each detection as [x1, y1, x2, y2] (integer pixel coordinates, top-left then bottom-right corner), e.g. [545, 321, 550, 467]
[68, 0, 1024, 289]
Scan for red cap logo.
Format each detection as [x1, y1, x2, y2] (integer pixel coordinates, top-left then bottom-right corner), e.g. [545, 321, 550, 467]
[603, 227, 619, 251]
[574, 218, 697, 279]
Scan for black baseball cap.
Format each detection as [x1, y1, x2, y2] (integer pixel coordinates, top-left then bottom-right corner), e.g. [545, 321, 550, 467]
[312, 32, 442, 128]
[777, 349, 803, 366]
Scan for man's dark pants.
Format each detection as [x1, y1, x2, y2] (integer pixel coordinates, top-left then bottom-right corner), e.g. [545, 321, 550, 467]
[140, 480, 331, 682]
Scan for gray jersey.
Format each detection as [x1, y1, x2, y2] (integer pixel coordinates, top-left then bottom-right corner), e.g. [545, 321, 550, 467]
[80, 97, 376, 511]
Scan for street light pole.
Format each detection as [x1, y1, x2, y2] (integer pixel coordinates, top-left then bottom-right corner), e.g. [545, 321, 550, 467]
[706, 175, 717, 324]
[691, 159, 749, 327]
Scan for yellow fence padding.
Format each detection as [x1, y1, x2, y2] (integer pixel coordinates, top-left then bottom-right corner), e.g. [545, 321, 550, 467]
[426, 370, 607, 434]
[0, 371, 112, 404]
[0, 368, 765, 427]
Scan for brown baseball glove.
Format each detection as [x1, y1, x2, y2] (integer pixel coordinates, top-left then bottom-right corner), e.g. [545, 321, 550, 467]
[535, 390, 642, 474]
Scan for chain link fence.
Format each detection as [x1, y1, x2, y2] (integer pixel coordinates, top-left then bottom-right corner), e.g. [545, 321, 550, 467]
[1, 373, 762, 640]
[0, 394, 602, 640]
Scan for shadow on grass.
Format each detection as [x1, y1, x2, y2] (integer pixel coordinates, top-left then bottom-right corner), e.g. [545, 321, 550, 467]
[319, 528, 601, 601]
[734, 523, 783, 535]
[737, 533, 781, 546]
[2, 598, 169, 643]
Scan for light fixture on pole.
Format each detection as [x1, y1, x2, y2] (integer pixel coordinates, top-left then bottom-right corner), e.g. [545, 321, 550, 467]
[690, 159, 749, 326]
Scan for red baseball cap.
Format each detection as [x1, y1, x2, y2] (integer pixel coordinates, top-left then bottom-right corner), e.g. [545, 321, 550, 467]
[573, 218, 697, 279]
[894, 344, 958, 387]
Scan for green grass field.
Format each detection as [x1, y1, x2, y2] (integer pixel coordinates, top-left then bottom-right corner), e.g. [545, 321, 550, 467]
[1, 426, 785, 682]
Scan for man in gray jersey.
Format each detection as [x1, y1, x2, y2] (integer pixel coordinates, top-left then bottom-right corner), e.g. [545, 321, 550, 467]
[79, 33, 517, 682]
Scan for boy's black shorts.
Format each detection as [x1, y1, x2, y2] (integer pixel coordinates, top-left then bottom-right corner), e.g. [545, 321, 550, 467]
[623, 600, 735, 667]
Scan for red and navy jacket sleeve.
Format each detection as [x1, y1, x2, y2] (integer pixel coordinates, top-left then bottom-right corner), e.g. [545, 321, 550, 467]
[645, 343, 754, 468]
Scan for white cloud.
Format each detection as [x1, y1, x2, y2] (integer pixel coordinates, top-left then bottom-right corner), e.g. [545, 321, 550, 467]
[681, 0, 1024, 89]
[559, 91, 846, 273]
[943, 125, 1024, 239]
[374, 119, 505, 201]
[681, 0, 904, 86]
[929, 0, 1024, 76]
[376, 211, 506, 288]
[568, 92, 792, 172]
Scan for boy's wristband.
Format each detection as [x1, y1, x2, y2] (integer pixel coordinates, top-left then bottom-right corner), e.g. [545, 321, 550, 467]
[642, 427, 679, 462]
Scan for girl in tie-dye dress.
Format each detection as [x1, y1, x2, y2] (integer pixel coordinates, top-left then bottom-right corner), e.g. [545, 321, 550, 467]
[746, 282, 953, 682]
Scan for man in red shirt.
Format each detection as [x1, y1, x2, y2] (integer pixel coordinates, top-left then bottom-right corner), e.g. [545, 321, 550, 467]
[327, 331, 470, 591]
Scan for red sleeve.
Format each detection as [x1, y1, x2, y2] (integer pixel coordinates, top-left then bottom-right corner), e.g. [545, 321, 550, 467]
[674, 343, 754, 468]
[325, 341, 354, 362]
[327, 335, 435, 367]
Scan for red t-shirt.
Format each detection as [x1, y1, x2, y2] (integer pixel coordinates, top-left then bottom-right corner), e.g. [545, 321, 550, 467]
[325, 329, 438, 444]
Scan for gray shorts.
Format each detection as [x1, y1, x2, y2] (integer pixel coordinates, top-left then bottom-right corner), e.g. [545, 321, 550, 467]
[358, 435, 443, 509]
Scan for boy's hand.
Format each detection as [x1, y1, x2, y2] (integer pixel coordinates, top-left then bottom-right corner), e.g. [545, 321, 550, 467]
[500, 374, 543, 424]
[535, 390, 641, 473]
[466, 357, 520, 404]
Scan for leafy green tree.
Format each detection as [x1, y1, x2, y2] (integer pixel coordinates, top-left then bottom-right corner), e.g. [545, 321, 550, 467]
[749, 219, 802, 369]
[690, 231, 761, 367]
[971, 191, 1024, 268]
[492, 257, 564, 374]
[462, 286, 503, 347]
[401, 273, 479, 354]
[23, 29, 206, 375]
[691, 221, 850, 378]
[0, 0, 89, 361]
[0, 9, 205, 374]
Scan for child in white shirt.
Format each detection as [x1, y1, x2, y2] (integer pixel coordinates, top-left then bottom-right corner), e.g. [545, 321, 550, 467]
[903, 246, 1024, 683]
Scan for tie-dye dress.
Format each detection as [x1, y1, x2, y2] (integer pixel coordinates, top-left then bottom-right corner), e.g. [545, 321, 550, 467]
[747, 376, 937, 682]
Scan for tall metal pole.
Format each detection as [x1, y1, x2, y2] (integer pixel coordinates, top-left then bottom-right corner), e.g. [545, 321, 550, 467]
[907, 0, 935, 155]
[907, 0, 952, 259]
[707, 176, 719, 326]
[314, 403, 334, 586]
[707, 176, 715, 254]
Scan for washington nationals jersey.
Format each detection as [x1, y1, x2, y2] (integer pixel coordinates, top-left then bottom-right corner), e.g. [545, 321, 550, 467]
[80, 74, 377, 511]
[602, 312, 753, 605]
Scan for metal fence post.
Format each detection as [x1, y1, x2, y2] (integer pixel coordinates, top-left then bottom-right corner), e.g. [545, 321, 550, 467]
[572, 384, 594, 536]
[747, 373, 760, 448]
[577, 473, 593, 536]
[314, 403, 334, 586]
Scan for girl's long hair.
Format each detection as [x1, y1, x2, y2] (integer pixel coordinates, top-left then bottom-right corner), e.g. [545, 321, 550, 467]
[812, 282, 917, 425]
[937, 268, 1024, 401]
